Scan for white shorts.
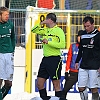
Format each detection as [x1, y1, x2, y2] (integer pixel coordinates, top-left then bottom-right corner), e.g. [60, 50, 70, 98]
[0, 53, 14, 81]
[78, 68, 100, 88]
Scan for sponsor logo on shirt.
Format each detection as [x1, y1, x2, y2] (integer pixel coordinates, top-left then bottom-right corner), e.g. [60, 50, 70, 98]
[82, 44, 94, 48]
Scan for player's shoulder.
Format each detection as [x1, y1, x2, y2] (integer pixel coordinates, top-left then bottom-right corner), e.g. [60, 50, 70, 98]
[7, 20, 14, 26]
[82, 30, 87, 35]
[94, 29, 100, 37]
[55, 26, 65, 35]
[55, 25, 63, 31]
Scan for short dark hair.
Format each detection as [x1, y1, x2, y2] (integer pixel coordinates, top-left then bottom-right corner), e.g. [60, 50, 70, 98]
[0, 6, 9, 15]
[46, 13, 57, 23]
[83, 16, 94, 24]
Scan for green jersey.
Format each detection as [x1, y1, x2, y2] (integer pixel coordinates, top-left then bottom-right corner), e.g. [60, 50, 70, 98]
[0, 20, 15, 53]
[31, 24, 65, 57]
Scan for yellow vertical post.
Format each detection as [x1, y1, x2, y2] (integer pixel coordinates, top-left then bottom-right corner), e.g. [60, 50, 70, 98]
[32, 32, 35, 49]
[66, 13, 71, 49]
[25, 15, 32, 93]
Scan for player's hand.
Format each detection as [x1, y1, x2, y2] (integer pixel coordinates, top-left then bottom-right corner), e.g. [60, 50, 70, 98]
[42, 38, 48, 44]
[75, 63, 79, 69]
[40, 19, 52, 25]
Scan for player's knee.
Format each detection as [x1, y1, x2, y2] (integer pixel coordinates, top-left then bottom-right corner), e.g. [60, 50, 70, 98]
[91, 88, 98, 93]
[78, 87, 86, 92]
[36, 82, 44, 90]
[5, 81, 12, 87]
[0, 79, 3, 87]
[52, 80, 60, 91]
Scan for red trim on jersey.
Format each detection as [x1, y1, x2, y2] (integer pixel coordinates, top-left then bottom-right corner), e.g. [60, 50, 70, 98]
[65, 43, 79, 72]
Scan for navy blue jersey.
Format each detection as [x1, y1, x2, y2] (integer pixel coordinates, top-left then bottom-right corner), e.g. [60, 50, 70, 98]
[75, 29, 100, 69]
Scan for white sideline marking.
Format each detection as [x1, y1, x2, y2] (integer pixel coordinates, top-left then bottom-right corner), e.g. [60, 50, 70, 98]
[3, 92, 92, 100]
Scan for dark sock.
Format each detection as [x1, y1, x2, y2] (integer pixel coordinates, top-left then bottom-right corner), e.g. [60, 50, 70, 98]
[1, 85, 11, 99]
[0, 89, 2, 100]
[39, 88, 47, 98]
[55, 91, 62, 97]
[92, 92, 99, 100]
[55, 91, 67, 100]
[59, 97, 67, 100]
[39, 88, 51, 100]
[41, 96, 51, 100]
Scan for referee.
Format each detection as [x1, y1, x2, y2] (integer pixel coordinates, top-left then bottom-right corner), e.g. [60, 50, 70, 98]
[31, 13, 66, 100]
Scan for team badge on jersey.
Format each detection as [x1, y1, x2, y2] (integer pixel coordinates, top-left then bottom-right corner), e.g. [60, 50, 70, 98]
[90, 38, 94, 44]
[9, 29, 11, 33]
[48, 38, 52, 41]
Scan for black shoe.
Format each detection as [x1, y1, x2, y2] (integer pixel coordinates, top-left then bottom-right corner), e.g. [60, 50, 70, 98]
[59, 97, 67, 100]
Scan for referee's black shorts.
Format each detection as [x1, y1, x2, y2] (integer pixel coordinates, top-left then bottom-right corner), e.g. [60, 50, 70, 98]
[37, 56, 62, 80]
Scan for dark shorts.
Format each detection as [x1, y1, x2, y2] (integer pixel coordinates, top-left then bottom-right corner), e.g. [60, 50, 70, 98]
[37, 56, 62, 80]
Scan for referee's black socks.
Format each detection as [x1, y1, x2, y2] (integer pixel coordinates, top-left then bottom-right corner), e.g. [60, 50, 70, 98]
[55, 91, 67, 100]
[39, 88, 51, 100]
[55, 91, 62, 97]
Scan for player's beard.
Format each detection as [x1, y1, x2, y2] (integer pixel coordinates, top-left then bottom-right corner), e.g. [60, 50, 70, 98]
[0, 16, 8, 23]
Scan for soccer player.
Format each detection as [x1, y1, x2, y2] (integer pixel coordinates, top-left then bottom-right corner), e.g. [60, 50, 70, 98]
[31, 13, 66, 100]
[0, 7, 15, 100]
[75, 16, 100, 100]
[61, 30, 83, 99]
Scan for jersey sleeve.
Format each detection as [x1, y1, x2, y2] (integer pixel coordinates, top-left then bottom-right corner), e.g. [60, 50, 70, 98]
[31, 24, 47, 36]
[65, 44, 72, 72]
[75, 40, 82, 63]
[48, 28, 65, 49]
[11, 22, 15, 52]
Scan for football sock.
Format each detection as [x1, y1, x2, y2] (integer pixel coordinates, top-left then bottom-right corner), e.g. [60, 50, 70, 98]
[39, 88, 51, 100]
[1, 85, 11, 99]
[55, 91, 62, 97]
[0, 89, 2, 100]
[92, 92, 99, 100]
[79, 88, 88, 100]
